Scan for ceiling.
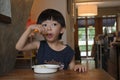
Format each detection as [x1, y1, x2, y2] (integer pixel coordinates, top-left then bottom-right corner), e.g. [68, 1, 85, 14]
[75, 0, 120, 8]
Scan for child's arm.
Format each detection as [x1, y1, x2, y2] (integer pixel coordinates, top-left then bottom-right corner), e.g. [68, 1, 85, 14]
[69, 56, 87, 72]
[15, 25, 43, 51]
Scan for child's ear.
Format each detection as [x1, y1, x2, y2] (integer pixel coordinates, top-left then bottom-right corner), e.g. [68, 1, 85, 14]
[60, 28, 65, 34]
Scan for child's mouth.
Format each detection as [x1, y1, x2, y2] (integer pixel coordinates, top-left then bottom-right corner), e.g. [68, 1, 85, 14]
[46, 33, 53, 39]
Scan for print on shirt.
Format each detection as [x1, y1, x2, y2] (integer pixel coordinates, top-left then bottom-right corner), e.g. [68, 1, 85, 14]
[44, 59, 64, 70]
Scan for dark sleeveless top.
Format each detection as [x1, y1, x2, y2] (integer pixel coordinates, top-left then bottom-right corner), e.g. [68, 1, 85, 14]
[36, 40, 75, 70]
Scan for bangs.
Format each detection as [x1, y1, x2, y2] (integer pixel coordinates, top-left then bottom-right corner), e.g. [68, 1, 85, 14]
[37, 9, 65, 27]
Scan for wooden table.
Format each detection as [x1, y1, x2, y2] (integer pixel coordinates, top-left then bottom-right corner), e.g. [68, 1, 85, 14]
[0, 69, 115, 80]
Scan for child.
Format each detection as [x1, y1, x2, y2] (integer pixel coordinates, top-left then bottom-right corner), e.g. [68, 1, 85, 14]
[16, 9, 86, 72]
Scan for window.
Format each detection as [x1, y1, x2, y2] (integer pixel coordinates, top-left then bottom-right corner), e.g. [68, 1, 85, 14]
[102, 16, 116, 34]
[78, 18, 95, 57]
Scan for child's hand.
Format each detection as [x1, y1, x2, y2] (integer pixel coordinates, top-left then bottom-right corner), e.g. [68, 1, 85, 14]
[73, 64, 87, 72]
[29, 24, 47, 35]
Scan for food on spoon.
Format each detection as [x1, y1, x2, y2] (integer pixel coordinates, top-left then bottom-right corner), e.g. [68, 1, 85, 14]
[33, 29, 39, 33]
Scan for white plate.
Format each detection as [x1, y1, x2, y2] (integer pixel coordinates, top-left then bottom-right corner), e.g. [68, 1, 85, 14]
[32, 64, 60, 73]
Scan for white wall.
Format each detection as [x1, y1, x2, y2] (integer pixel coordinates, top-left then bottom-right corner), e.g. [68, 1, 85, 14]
[0, 0, 11, 17]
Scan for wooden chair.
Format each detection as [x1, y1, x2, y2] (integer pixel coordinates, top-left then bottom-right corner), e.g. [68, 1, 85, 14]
[16, 50, 36, 68]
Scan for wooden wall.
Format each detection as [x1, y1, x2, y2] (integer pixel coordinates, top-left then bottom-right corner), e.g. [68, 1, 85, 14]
[0, 0, 33, 75]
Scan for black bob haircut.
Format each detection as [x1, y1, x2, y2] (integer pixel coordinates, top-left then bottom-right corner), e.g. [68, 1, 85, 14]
[37, 9, 66, 27]
[36, 9, 66, 40]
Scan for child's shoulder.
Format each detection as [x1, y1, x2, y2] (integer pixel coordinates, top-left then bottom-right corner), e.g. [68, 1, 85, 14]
[64, 44, 74, 51]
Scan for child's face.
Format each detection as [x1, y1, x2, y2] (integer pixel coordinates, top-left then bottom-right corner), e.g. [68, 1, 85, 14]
[41, 20, 64, 42]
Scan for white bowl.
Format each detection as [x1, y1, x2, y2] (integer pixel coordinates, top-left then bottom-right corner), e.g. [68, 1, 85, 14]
[32, 64, 60, 73]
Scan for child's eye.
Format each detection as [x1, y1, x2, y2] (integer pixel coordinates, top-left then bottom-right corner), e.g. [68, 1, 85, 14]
[51, 23, 57, 27]
[42, 24, 47, 27]
[53, 23, 57, 26]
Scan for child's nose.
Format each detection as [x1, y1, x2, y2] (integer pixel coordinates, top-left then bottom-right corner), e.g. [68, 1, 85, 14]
[46, 25, 52, 31]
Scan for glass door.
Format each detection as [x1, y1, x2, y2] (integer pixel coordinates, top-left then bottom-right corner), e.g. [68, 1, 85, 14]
[78, 18, 95, 58]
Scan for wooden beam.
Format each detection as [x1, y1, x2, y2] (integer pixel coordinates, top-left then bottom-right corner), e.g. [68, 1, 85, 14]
[75, 0, 120, 3]
[0, 14, 11, 24]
